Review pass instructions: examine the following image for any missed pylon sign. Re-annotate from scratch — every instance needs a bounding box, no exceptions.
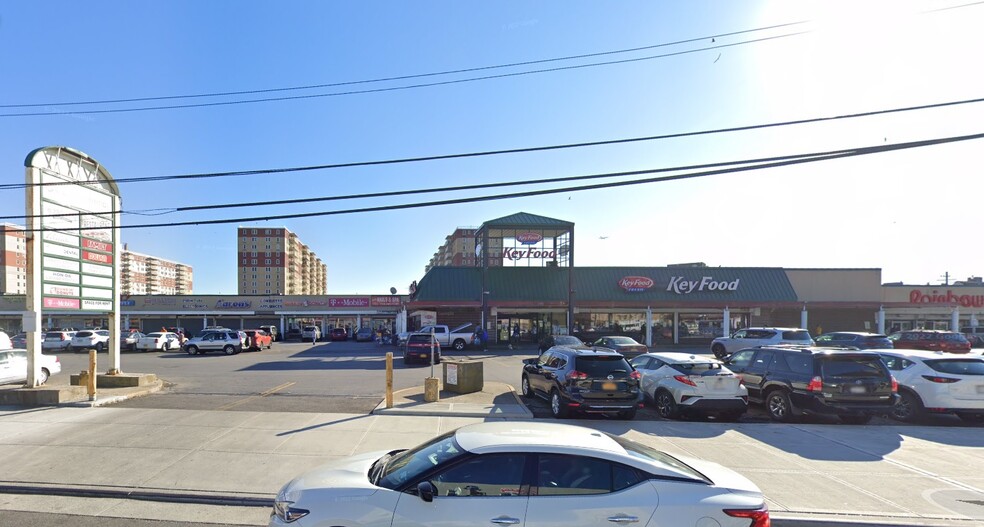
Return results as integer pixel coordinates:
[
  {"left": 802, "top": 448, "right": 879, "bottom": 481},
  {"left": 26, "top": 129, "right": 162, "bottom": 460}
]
[{"left": 24, "top": 147, "right": 122, "bottom": 386}]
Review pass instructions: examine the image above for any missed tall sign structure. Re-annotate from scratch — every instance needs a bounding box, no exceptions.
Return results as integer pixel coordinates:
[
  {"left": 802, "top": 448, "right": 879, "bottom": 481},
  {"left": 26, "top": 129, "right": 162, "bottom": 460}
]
[{"left": 24, "top": 147, "right": 122, "bottom": 386}]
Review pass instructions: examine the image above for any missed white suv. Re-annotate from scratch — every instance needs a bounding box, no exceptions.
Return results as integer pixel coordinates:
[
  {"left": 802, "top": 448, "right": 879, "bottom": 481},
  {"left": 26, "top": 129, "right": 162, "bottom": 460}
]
[
  {"left": 711, "top": 327, "right": 813, "bottom": 359},
  {"left": 877, "top": 349, "right": 984, "bottom": 424},
  {"left": 631, "top": 352, "right": 747, "bottom": 421},
  {"left": 301, "top": 326, "right": 321, "bottom": 341},
  {"left": 71, "top": 330, "right": 111, "bottom": 352}
]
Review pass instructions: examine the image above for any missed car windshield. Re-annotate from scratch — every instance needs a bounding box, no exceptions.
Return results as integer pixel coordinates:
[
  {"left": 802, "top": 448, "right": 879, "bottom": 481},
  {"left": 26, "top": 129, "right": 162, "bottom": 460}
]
[
  {"left": 44, "top": 332, "right": 62, "bottom": 339},
  {"left": 669, "top": 362, "right": 723, "bottom": 375},
  {"left": 554, "top": 336, "right": 584, "bottom": 346},
  {"left": 375, "top": 431, "right": 465, "bottom": 489},
  {"left": 821, "top": 356, "right": 886, "bottom": 378},
  {"left": 408, "top": 335, "right": 436, "bottom": 344},
  {"left": 942, "top": 333, "right": 969, "bottom": 342},
  {"left": 576, "top": 356, "right": 633, "bottom": 378},
  {"left": 75, "top": 331, "right": 93, "bottom": 337},
  {"left": 781, "top": 331, "right": 812, "bottom": 341},
  {"left": 603, "top": 432, "right": 709, "bottom": 483},
  {"left": 607, "top": 337, "right": 637, "bottom": 345},
  {"left": 147, "top": 333, "right": 164, "bottom": 338},
  {"left": 924, "top": 359, "right": 984, "bottom": 375}
]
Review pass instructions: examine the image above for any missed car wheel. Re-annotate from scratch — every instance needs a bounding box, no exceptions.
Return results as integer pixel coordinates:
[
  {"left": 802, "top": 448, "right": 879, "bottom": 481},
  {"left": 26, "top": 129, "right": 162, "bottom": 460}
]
[
  {"left": 186, "top": 345, "right": 198, "bottom": 355},
  {"left": 453, "top": 339, "right": 466, "bottom": 351},
  {"left": 96, "top": 342, "right": 105, "bottom": 353},
  {"left": 956, "top": 412, "right": 984, "bottom": 424},
  {"left": 711, "top": 343, "right": 728, "bottom": 360},
  {"left": 718, "top": 410, "right": 744, "bottom": 422},
  {"left": 618, "top": 407, "right": 638, "bottom": 420},
  {"left": 550, "top": 390, "right": 569, "bottom": 419},
  {"left": 521, "top": 375, "right": 533, "bottom": 398},
  {"left": 654, "top": 389, "right": 679, "bottom": 420},
  {"left": 38, "top": 368, "right": 50, "bottom": 385},
  {"left": 890, "top": 390, "right": 924, "bottom": 423},
  {"left": 839, "top": 414, "right": 872, "bottom": 425},
  {"left": 766, "top": 390, "right": 794, "bottom": 422}
]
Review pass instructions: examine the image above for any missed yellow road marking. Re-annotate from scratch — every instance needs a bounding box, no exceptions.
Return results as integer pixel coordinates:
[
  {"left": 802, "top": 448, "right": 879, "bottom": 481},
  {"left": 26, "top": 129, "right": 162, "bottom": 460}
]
[{"left": 217, "top": 381, "right": 296, "bottom": 411}]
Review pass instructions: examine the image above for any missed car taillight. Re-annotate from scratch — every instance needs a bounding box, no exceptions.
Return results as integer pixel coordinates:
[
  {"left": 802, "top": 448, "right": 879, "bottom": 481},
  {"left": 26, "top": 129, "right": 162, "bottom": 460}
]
[
  {"left": 891, "top": 376, "right": 898, "bottom": 392},
  {"left": 629, "top": 371, "right": 641, "bottom": 381},
  {"left": 724, "top": 505, "right": 770, "bottom": 527},
  {"left": 566, "top": 370, "right": 588, "bottom": 381},
  {"left": 673, "top": 375, "right": 697, "bottom": 387},
  {"left": 921, "top": 375, "right": 960, "bottom": 384},
  {"left": 61, "top": 335, "right": 67, "bottom": 341},
  {"left": 807, "top": 376, "right": 823, "bottom": 392}
]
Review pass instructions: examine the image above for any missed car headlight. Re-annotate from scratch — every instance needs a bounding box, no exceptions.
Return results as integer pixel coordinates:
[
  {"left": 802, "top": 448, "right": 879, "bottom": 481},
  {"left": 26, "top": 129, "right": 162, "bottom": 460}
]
[{"left": 273, "top": 499, "right": 309, "bottom": 523}]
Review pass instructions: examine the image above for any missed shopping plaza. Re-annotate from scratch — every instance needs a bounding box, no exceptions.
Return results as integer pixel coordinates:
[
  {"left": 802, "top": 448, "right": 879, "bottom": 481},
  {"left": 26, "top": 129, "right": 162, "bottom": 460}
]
[{"left": 3, "top": 213, "right": 982, "bottom": 344}]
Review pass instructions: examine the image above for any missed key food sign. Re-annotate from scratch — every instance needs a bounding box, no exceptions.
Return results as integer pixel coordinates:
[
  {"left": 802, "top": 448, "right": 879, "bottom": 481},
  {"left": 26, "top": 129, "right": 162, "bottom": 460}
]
[{"left": 26, "top": 147, "right": 120, "bottom": 313}]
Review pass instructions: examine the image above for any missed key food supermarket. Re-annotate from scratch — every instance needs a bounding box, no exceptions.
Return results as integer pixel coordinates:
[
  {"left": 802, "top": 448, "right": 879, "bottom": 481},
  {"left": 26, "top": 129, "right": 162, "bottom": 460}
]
[{"left": 2, "top": 212, "right": 981, "bottom": 344}]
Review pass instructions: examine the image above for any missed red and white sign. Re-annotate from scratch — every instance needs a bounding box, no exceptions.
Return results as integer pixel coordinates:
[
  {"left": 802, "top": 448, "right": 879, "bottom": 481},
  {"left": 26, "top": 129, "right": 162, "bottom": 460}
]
[
  {"left": 43, "top": 297, "right": 81, "bottom": 309},
  {"left": 619, "top": 276, "right": 655, "bottom": 292},
  {"left": 515, "top": 232, "right": 543, "bottom": 245},
  {"left": 503, "top": 248, "right": 556, "bottom": 260},
  {"left": 82, "top": 238, "right": 112, "bottom": 253},
  {"left": 371, "top": 296, "right": 402, "bottom": 307},
  {"left": 329, "top": 297, "right": 370, "bottom": 308},
  {"left": 82, "top": 250, "right": 113, "bottom": 264},
  {"left": 909, "top": 289, "right": 984, "bottom": 308}
]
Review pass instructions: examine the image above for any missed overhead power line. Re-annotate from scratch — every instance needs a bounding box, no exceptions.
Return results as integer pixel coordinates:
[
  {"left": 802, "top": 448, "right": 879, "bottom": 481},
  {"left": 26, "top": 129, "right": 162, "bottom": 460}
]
[
  {"left": 20, "top": 131, "right": 984, "bottom": 233},
  {"left": 4, "top": 94, "right": 983, "bottom": 195}
]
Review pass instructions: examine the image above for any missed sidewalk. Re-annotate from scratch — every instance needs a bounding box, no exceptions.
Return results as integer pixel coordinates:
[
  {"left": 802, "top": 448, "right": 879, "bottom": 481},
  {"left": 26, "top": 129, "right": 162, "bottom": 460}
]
[{"left": 0, "top": 382, "right": 982, "bottom": 527}]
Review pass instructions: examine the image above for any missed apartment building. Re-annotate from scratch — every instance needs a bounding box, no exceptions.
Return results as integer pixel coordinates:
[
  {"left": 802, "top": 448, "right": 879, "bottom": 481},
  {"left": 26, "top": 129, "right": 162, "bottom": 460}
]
[
  {"left": 237, "top": 226, "right": 327, "bottom": 295},
  {"left": 121, "top": 248, "right": 194, "bottom": 295},
  {"left": 425, "top": 227, "right": 478, "bottom": 272},
  {"left": 0, "top": 223, "right": 27, "bottom": 295}
]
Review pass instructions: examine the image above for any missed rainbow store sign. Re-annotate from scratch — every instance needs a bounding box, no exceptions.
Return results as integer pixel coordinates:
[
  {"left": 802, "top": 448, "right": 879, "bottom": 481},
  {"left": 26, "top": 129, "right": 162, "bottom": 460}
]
[{"left": 909, "top": 289, "right": 984, "bottom": 308}]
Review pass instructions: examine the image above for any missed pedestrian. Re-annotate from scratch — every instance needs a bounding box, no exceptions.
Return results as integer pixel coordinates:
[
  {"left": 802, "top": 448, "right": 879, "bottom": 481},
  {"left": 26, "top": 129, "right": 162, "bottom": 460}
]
[
  {"left": 510, "top": 323, "right": 520, "bottom": 349},
  {"left": 311, "top": 329, "right": 317, "bottom": 345},
  {"left": 480, "top": 327, "right": 488, "bottom": 351}
]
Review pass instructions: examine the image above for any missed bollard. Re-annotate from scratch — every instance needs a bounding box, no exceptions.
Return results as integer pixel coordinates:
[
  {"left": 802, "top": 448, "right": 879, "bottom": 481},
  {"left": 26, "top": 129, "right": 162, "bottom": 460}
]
[
  {"left": 87, "top": 350, "right": 97, "bottom": 401},
  {"left": 385, "top": 352, "right": 393, "bottom": 408},
  {"left": 424, "top": 377, "right": 440, "bottom": 402}
]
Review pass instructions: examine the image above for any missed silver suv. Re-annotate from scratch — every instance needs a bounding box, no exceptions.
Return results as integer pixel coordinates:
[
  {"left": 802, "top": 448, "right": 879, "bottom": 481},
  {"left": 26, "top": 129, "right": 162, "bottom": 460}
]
[
  {"left": 711, "top": 327, "right": 813, "bottom": 359},
  {"left": 183, "top": 330, "right": 244, "bottom": 355}
]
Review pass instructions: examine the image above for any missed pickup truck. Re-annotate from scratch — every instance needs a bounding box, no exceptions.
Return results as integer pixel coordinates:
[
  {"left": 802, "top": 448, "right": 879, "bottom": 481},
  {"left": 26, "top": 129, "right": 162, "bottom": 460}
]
[{"left": 399, "top": 323, "right": 475, "bottom": 351}]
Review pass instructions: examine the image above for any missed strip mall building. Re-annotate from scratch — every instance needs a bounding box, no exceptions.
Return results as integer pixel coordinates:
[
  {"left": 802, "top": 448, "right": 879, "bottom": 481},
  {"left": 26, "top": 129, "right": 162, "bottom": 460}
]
[{"left": 0, "top": 212, "right": 980, "bottom": 343}]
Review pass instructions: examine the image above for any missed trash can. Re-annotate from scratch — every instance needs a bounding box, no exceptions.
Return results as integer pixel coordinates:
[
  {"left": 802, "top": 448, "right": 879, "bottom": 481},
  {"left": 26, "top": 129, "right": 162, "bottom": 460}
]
[{"left": 443, "top": 360, "right": 483, "bottom": 394}]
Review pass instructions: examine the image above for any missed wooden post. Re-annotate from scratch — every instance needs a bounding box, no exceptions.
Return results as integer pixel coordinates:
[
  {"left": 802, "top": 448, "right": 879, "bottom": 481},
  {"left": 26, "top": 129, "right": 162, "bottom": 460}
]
[
  {"left": 87, "top": 350, "right": 97, "bottom": 401},
  {"left": 385, "top": 352, "right": 393, "bottom": 408}
]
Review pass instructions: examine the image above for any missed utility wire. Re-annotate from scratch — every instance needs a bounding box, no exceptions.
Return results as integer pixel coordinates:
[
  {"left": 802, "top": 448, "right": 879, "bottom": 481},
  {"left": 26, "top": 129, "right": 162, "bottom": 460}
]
[
  {"left": 0, "top": 32, "right": 808, "bottom": 118},
  {"left": 0, "top": 21, "right": 810, "bottom": 109},
  {"left": 21, "top": 131, "right": 984, "bottom": 233},
  {"left": 6, "top": 94, "right": 984, "bottom": 194}
]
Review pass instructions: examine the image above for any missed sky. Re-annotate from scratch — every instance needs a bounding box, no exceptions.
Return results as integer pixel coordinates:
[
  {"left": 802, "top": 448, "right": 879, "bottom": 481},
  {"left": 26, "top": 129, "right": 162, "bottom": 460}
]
[{"left": 2, "top": 1, "right": 983, "bottom": 295}]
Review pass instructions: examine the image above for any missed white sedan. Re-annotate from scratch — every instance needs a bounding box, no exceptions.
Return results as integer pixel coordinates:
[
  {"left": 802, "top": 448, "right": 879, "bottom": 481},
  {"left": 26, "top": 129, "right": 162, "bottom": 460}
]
[
  {"left": 136, "top": 332, "right": 182, "bottom": 352},
  {"left": 877, "top": 349, "right": 984, "bottom": 424},
  {"left": 0, "top": 349, "right": 62, "bottom": 385},
  {"left": 269, "top": 421, "right": 768, "bottom": 527},
  {"left": 631, "top": 352, "right": 748, "bottom": 421}
]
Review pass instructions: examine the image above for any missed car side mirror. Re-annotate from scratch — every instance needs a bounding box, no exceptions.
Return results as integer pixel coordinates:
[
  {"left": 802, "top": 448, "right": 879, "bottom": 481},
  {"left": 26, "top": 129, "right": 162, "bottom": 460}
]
[
  {"left": 417, "top": 481, "right": 435, "bottom": 503},
  {"left": 523, "top": 358, "right": 535, "bottom": 365}
]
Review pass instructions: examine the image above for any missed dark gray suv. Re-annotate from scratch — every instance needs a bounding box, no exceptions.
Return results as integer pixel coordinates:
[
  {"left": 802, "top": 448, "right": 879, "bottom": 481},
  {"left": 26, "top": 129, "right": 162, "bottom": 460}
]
[
  {"left": 725, "top": 345, "right": 898, "bottom": 424},
  {"left": 521, "top": 347, "right": 642, "bottom": 419}
]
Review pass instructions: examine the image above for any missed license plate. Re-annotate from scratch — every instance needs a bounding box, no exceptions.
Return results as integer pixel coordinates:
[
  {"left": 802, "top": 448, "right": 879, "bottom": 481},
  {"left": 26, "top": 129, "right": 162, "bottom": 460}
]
[
  {"left": 418, "top": 353, "right": 428, "bottom": 358},
  {"left": 602, "top": 382, "right": 617, "bottom": 391},
  {"left": 849, "top": 386, "right": 867, "bottom": 394}
]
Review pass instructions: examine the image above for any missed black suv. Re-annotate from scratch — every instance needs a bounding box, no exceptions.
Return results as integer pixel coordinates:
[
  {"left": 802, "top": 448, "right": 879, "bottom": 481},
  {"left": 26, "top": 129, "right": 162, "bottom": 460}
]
[
  {"left": 724, "top": 346, "right": 898, "bottom": 424},
  {"left": 521, "top": 347, "right": 642, "bottom": 419}
]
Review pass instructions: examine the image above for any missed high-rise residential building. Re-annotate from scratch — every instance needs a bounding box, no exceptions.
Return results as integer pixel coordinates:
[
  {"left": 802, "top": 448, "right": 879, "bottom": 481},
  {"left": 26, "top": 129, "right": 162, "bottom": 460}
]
[
  {"left": 0, "top": 223, "right": 28, "bottom": 295},
  {"left": 425, "top": 227, "right": 478, "bottom": 272},
  {"left": 237, "top": 226, "right": 326, "bottom": 295},
  {"left": 121, "top": 248, "right": 194, "bottom": 295}
]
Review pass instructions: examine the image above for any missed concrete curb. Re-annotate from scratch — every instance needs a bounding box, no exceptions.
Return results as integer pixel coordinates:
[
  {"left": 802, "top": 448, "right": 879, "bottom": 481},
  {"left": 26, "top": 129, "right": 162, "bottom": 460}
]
[
  {"left": 59, "top": 380, "right": 164, "bottom": 408},
  {"left": 371, "top": 384, "right": 534, "bottom": 418}
]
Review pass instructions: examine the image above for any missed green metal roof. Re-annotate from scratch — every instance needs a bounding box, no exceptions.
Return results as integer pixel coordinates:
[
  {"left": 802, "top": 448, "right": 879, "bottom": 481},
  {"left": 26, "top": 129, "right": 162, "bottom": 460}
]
[
  {"left": 480, "top": 212, "right": 574, "bottom": 228},
  {"left": 412, "top": 266, "right": 799, "bottom": 304}
]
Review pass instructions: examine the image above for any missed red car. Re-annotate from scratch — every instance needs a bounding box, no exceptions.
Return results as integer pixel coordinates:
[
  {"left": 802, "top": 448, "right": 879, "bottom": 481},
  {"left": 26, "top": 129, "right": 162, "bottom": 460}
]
[
  {"left": 329, "top": 328, "right": 348, "bottom": 341},
  {"left": 890, "top": 330, "right": 971, "bottom": 353},
  {"left": 243, "top": 329, "right": 273, "bottom": 351},
  {"left": 403, "top": 333, "right": 441, "bottom": 364}
]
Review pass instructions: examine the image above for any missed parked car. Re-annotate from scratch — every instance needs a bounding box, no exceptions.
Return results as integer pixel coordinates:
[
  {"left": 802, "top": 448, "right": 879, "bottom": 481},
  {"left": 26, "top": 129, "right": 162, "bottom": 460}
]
[
  {"left": 537, "top": 334, "right": 589, "bottom": 354},
  {"left": 961, "top": 330, "right": 984, "bottom": 348},
  {"left": 521, "top": 347, "right": 642, "bottom": 419},
  {"left": 42, "top": 331, "right": 75, "bottom": 350},
  {"left": 877, "top": 349, "right": 984, "bottom": 423},
  {"left": 889, "top": 330, "right": 972, "bottom": 353},
  {"left": 259, "top": 325, "right": 280, "bottom": 342},
  {"left": 0, "top": 349, "right": 61, "bottom": 385},
  {"left": 120, "top": 331, "right": 145, "bottom": 351},
  {"left": 302, "top": 326, "right": 322, "bottom": 341},
  {"left": 711, "top": 327, "right": 814, "bottom": 359},
  {"left": 71, "top": 330, "right": 111, "bottom": 352},
  {"left": 403, "top": 333, "right": 441, "bottom": 364},
  {"left": 329, "top": 327, "right": 347, "bottom": 341},
  {"left": 270, "top": 421, "right": 768, "bottom": 527},
  {"left": 136, "top": 332, "right": 182, "bottom": 352},
  {"left": 183, "top": 329, "right": 244, "bottom": 355},
  {"left": 815, "top": 332, "right": 893, "bottom": 350},
  {"left": 355, "top": 327, "right": 375, "bottom": 342},
  {"left": 285, "top": 328, "right": 303, "bottom": 341},
  {"left": 10, "top": 333, "right": 28, "bottom": 348},
  {"left": 631, "top": 352, "right": 747, "bottom": 421},
  {"left": 724, "top": 346, "right": 897, "bottom": 424},
  {"left": 243, "top": 329, "right": 273, "bottom": 351},
  {"left": 591, "top": 336, "right": 648, "bottom": 359}
]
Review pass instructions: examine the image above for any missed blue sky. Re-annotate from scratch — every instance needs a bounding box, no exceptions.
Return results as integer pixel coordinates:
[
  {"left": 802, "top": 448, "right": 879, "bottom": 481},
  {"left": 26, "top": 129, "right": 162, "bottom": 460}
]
[{"left": 2, "top": 1, "right": 983, "bottom": 295}]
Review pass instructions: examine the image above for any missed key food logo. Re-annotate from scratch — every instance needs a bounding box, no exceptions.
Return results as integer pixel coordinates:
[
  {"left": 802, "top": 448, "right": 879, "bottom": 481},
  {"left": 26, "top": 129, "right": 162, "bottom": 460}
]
[{"left": 618, "top": 276, "right": 654, "bottom": 292}]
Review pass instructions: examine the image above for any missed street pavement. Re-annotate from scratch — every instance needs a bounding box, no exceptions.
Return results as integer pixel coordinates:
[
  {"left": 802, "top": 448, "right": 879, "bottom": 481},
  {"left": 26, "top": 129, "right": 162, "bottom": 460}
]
[{"left": 1, "top": 378, "right": 983, "bottom": 527}]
